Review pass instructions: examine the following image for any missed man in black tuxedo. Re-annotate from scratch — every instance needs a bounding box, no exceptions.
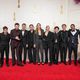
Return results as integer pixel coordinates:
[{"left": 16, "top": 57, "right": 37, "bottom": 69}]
[
  {"left": 28, "top": 24, "right": 36, "bottom": 64},
  {"left": 19, "top": 23, "right": 28, "bottom": 64},
  {"left": 68, "top": 24, "right": 80, "bottom": 65},
  {"left": 59, "top": 24, "right": 68, "bottom": 65},
  {"left": 0, "top": 26, "right": 10, "bottom": 67},
  {"left": 52, "top": 26, "right": 60, "bottom": 64},
  {"left": 43, "top": 25, "right": 53, "bottom": 65},
  {"left": 10, "top": 23, "right": 23, "bottom": 66}
]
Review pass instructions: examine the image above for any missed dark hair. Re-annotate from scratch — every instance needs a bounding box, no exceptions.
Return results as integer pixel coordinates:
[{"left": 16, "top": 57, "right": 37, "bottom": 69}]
[
  {"left": 62, "top": 24, "right": 66, "bottom": 27},
  {"left": 15, "top": 23, "right": 20, "bottom": 26},
  {"left": 3, "top": 26, "right": 8, "bottom": 30},
  {"left": 29, "top": 24, "right": 34, "bottom": 27},
  {"left": 54, "top": 26, "right": 59, "bottom": 30},
  {"left": 70, "top": 24, "right": 75, "bottom": 27},
  {"left": 22, "top": 23, "right": 26, "bottom": 26}
]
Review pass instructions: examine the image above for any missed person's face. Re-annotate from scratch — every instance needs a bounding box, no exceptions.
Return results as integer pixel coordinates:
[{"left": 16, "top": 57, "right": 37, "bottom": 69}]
[
  {"left": 71, "top": 25, "right": 75, "bottom": 30},
  {"left": 55, "top": 28, "right": 59, "bottom": 33},
  {"left": 3, "top": 29, "right": 8, "bottom": 34},
  {"left": 46, "top": 26, "right": 50, "bottom": 31},
  {"left": 37, "top": 24, "right": 41, "bottom": 30},
  {"left": 29, "top": 25, "right": 34, "bottom": 31},
  {"left": 22, "top": 25, "right": 26, "bottom": 30},
  {"left": 15, "top": 25, "right": 19, "bottom": 30},
  {"left": 62, "top": 25, "right": 66, "bottom": 30}
]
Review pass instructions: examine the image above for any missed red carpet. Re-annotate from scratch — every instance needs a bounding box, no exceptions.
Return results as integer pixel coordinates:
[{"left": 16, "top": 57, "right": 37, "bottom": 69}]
[{"left": 0, "top": 60, "right": 80, "bottom": 80}]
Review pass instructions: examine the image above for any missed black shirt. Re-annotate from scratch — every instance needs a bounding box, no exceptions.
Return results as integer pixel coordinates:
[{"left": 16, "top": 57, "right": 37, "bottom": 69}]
[{"left": 0, "top": 32, "right": 10, "bottom": 46}]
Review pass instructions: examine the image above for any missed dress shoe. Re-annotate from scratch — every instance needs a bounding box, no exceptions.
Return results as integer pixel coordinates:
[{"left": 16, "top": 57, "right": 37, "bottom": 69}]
[
  {"left": 6, "top": 64, "right": 10, "bottom": 67},
  {"left": 69, "top": 62, "right": 71, "bottom": 65},
  {"left": 0, "top": 64, "right": 3, "bottom": 68},
  {"left": 12, "top": 63, "right": 16, "bottom": 66},
  {"left": 74, "top": 62, "right": 77, "bottom": 66},
  {"left": 23, "top": 61, "right": 26, "bottom": 64},
  {"left": 33, "top": 62, "right": 36, "bottom": 65},
  {"left": 49, "top": 63, "right": 52, "bottom": 66},
  {"left": 17, "top": 63, "right": 24, "bottom": 66},
  {"left": 64, "top": 62, "right": 67, "bottom": 65},
  {"left": 38, "top": 63, "right": 40, "bottom": 65},
  {"left": 42, "top": 62, "right": 44, "bottom": 65}
]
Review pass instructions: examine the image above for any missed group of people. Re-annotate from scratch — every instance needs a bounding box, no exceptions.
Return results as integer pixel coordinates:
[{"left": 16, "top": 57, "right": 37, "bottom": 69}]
[{"left": 0, "top": 23, "right": 80, "bottom": 67}]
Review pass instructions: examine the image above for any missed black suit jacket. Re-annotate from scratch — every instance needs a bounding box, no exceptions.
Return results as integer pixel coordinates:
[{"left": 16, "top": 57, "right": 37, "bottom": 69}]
[
  {"left": 20, "top": 30, "right": 28, "bottom": 46},
  {"left": 28, "top": 30, "right": 36, "bottom": 47},
  {"left": 10, "top": 29, "right": 21, "bottom": 47},
  {"left": 59, "top": 30, "right": 68, "bottom": 46},
  {"left": 68, "top": 29, "right": 80, "bottom": 46},
  {"left": 43, "top": 31, "right": 53, "bottom": 48},
  {"left": 52, "top": 32, "right": 60, "bottom": 45},
  {"left": 0, "top": 32, "right": 10, "bottom": 47}
]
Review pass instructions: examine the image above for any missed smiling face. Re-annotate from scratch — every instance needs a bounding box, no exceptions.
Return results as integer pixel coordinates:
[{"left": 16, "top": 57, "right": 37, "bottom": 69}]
[{"left": 70, "top": 24, "right": 75, "bottom": 31}]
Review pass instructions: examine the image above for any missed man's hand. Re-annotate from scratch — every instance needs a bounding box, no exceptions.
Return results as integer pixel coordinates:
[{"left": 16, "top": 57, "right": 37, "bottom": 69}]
[
  {"left": 15, "top": 36, "right": 20, "bottom": 40},
  {"left": 26, "top": 44, "right": 28, "bottom": 48},
  {"left": 33, "top": 44, "right": 36, "bottom": 48}
]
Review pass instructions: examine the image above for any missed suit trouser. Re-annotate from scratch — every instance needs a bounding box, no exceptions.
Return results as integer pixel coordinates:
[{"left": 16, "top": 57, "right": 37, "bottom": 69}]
[
  {"left": 36, "top": 40, "right": 44, "bottom": 63},
  {"left": 44, "top": 44, "right": 48, "bottom": 63},
  {"left": 28, "top": 45, "right": 36, "bottom": 63},
  {"left": 60, "top": 44, "right": 67, "bottom": 63},
  {"left": 0, "top": 53, "right": 1, "bottom": 64},
  {"left": 0, "top": 45, "right": 9, "bottom": 65},
  {"left": 19, "top": 45, "right": 27, "bottom": 63},
  {"left": 44, "top": 43, "right": 53, "bottom": 63},
  {"left": 68, "top": 44, "right": 78, "bottom": 64},
  {"left": 11, "top": 44, "right": 21, "bottom": 64},
  {"left": 53, "top": 44, "right": 59, "bottom": 63}
]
